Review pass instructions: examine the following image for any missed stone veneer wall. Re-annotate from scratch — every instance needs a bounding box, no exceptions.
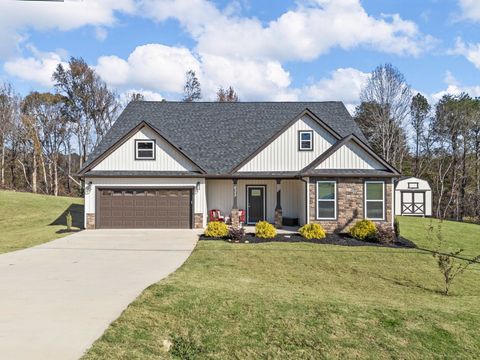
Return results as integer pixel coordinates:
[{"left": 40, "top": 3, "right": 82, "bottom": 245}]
[
  {"left": 309, "top": 178, "right": 392, "bottom": 233},
  {"left": 194, "top": 213, "right": 204, "bottom": 229},
  {"left": 86, "top": 213, "right": 95, "bottom": 230}
]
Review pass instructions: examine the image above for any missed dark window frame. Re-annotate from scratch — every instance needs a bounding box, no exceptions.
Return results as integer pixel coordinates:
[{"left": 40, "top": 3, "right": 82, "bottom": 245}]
[
  {"left": 408, "top": 182, "right": 419, "bottom": 189},
  {"left": 134, "top": 139, "right": 156, "bottom": 160},
  {"left": 298, "top": 130, "right": 314, "bottom": 151}
]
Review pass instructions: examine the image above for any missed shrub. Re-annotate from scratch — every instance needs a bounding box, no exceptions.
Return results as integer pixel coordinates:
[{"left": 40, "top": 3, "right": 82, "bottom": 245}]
[
  {"left": 376, "top": 224, "right": 396, "bottom": 245},
  {"left": 394, "top": 217, "right": 400, "bottom": 237},
  {"left": 229, "top": 227, "right": 245, "bottom": 242},
  {"left": 299, "top": 223, "right": 326, "bottom": 239},
  {"left": 204, "top": 221, "right": 229, "bottom": 238},
  {"left": 255, "top": 221, "right": 277, "bottom": 239},
  {"left": 66, "top": 211, "right": 73, "bottom": 231},
  {"left": 349, "top": 220, "right": 377, "bottom": 241}
]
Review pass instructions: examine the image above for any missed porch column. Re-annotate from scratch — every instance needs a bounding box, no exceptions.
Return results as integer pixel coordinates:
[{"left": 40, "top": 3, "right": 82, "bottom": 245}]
[
  {"left": 275, "top": 179, "right": 283, "bottom": 228},
  {"left": 231, "top": 179, "right": 240, "bottom": 229}
]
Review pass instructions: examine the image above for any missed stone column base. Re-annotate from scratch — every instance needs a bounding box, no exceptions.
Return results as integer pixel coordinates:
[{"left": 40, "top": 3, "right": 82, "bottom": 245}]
[
  {"left": 194, "top": 213, "right": 204, "bottom": 229},
  {"left": 231, "top": 209, "right": 240, "bottom": 229},
  {"left": 86, "top": 213, "right": 95, "bottom": 229},
  {"left": 274, "top": 208, "right": 283, "bottom": 228}
]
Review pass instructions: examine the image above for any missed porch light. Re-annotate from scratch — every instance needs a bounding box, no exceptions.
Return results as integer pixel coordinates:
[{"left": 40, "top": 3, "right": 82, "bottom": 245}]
[{"left": 196, "top": 181, "right": 201, "bottom": 191}]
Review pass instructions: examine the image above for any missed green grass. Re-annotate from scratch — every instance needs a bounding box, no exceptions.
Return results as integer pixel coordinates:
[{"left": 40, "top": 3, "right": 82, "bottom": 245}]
[
  {"left": 84, "top": 217, "right": 480, "bottom": 359},
  {"left": 0, "top": 190, "right": 83, "bottom": 253}
]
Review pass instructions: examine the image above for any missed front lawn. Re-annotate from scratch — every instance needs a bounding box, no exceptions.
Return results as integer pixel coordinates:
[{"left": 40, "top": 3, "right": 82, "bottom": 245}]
[
  {"left": 0, "top": 190, "right": 84, "bottom": 253},
  {"left": 84, "top": 217, "right": 480, "bottom": 359}
]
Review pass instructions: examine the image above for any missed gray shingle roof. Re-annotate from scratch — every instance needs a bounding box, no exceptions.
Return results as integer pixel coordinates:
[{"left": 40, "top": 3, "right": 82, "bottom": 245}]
[{"left": 81, "top": 101, "right": 366, "bottom": 175}]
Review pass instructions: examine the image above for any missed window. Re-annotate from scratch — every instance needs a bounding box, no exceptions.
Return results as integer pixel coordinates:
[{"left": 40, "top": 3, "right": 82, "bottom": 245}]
[
  {"left": 365, "top": 181, "right": 385, "bottom": 220},
  {"left": 316, "top": 181, "right": 336, "bottom": 219},
  {"left": 299, "top": 131, "right": 313, "bottom": 151},
  {"left": 135, "top": 140, "right": 155, "bottom": 160},
  {"left": 408, "top": 182, "right": 419, "bottom": 189}
]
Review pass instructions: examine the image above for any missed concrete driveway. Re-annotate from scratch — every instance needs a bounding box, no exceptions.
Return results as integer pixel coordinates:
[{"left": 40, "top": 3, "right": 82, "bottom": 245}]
[{"left": 0, "top": 229, "right": 198, "bottom": 360}]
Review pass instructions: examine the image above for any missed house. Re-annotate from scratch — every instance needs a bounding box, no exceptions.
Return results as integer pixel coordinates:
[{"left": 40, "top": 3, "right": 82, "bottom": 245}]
[
  {"left": 78, "top": 102, "right": 400, "bottom": 232},
  {"left": 395, "top": 176, "right": 432, "bottom": 217}
]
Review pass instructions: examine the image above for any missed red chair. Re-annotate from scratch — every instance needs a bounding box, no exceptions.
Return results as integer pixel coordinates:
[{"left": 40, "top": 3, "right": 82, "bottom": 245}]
[
  {"left": 238, "top": 209, "right": 246, "bottom": 224},
  {"left": 209, "top": 209, "right": 225, "bottom": 222}
]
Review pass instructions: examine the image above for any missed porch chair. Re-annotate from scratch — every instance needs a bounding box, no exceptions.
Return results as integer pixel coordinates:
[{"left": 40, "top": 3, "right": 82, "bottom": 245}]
[
  {"left": 209, "top": 209, "right": 225, "bottom": 222},
  {"left": 238, "top": 209, "right": 246, "bottom": 224}
]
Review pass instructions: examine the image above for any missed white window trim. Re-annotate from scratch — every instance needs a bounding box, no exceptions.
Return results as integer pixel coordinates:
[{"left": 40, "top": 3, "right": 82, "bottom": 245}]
[
  {"left": 135, "top": 140, "right": 155, "bottom": 160},
  {"left": 299, "top": 131, "right": 313, "bottom": 151},
  {"left": 365, "top": 181, "right": 385, "bottom": 220},
  {"left": 316, "top": 180, "right": 337, "bottom": 220}
]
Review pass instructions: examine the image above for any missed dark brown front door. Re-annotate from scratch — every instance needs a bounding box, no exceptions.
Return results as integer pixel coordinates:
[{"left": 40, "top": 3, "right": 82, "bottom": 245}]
[
  {"left": 247, "top": 186, "right": 265, "bottom": 224},
  {"left": 97, "top": 188, "right": 192, "bottom": 229}
]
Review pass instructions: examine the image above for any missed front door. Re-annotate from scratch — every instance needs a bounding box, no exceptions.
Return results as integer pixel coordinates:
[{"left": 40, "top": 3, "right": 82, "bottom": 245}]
[{"left": 247, "top": 186, "right": 265, "bottom": 224}]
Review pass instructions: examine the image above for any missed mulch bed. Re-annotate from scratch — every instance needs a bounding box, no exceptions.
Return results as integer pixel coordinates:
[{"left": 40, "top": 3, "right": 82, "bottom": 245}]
[{"left": 199, "top": 232, "right": 417, "bottom": 248}]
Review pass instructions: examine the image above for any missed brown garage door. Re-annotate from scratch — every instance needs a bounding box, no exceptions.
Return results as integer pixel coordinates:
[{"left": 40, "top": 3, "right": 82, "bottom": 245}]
[{"left": 97, "top": 188, "right": 192, "bottom": 229}]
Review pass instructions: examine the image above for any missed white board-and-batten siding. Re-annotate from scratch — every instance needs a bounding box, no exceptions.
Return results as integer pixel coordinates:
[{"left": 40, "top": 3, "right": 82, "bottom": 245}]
[
  {"left": 206, "top": 179, "right": 306, "bottom": 224},
  {"left": 238, "top": 115, "right": 336, "bottom": 172},
  {"left": 84, "top": 177, "right": 207, "bottom": 227},
  {"left": 92, "top": 127, "right": 197, "bottom": 172},
  {"left": 316, "top": 141, "right": 386, "bottom": 170}
]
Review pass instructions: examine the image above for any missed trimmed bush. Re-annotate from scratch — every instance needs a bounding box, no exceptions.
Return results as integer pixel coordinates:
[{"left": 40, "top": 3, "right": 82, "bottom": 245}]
[
  {"left": 376, "top": 224, "right": 396, "bottom": 245},
  {"left": 394, "top": 217, "right": 400, "bottom": 237},
  {"left": 299, "top": 223, "right": 326, "bottom": 239},
  {"left": 204, "top": 221, "right": 229, "bottom": 238},
  {"left": 349, "top": 220, "right": 377, "bottom": 241},
  {"left": 229, "top": 227, "right": 245, "bottom": 242},
  {"left": 255, "top": 221, "right": 277, "bottom": 239}
]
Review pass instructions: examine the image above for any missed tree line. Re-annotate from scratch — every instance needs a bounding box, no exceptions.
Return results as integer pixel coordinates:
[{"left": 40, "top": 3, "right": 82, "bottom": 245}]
[
  {"left": 0, "top": 58, "right": 478, "bottom": 222},
  {"left": 0, "top": 59, "right": 237, "bottom": 198},
  {"left": 355, "top": 64, "right": 480, "bottom": 222}
]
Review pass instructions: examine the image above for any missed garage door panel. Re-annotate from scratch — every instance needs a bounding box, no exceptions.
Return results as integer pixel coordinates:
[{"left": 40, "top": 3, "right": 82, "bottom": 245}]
[{"left": 98, "top": 188, "right": 192, "bottom": 229}]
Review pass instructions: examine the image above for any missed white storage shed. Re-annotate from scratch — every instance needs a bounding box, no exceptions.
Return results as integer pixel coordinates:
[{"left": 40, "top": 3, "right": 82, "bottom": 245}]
[{"left": 395, "top": 176, "right": 432, "bottom": 217}]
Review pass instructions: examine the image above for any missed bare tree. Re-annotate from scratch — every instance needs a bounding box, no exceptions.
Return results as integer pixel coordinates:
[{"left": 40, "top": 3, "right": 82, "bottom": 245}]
[
  {"left": 216, "top": 86, "right": 239, "bottom": 102},
  {"left": 53, "top": 57, "right": 120, "bottom": 167},
  {"left": 22, "top": 92, "right": 68, "bottom": 196},
  {"left": 356, "top": 64, "right": 412, "bottom": 170},
  {"left": 410, "top": 93, "right": 430, "bottom": 176},
  {"left": 182, "top": 70, "right": 201, "bottom": 102},
  {"left": 0, "top": 83, "right": 18, "bottom": 187}
]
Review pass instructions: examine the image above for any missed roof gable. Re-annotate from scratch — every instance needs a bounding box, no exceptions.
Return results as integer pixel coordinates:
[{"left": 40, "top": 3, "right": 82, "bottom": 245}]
[
  {"left": 302, "top": 135, "right": 400, "bottom": 175},
  {"left": 79, "top": 122, "right": 205, "bottom": 175},
  {"left": 236, "top": 113, "right": 337, "bottom": 172},
  {"left": 80, "top": 102, "right": 367, "bottom": 175}
]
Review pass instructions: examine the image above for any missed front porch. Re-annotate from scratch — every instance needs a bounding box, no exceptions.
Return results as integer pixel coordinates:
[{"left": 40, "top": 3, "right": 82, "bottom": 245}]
[{"left": 206, "top": 178, "right": 307, "bottom": 228}]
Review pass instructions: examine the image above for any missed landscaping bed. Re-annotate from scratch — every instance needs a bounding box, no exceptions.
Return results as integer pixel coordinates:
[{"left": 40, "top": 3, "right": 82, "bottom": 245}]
[{"left": 199, "top": 232, "right": 417, "bottom": 248}]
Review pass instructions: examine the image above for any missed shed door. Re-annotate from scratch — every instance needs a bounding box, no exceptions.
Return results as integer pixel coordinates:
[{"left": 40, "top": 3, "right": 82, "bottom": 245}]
[
  {"left": 98, "top": 188, "right": 192, "bottom": 229},
  {"left": 401, "top": 191, "right": 425, "bottom": 215}
]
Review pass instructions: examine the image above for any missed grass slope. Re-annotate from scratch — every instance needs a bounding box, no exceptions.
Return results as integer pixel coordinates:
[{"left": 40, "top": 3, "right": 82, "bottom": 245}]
[
  {"left": 84, "top": 217, "right": 480, "bottom": 359},
  {"left": 0, "top": 190, "right": 83, "bottom": 253}
]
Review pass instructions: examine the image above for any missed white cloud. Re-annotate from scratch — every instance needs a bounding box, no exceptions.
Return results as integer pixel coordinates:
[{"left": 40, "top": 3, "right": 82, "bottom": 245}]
[
  {"left": 121, "top": 89, "right": 164, "bottom": 102},
  {"left": 95, "top": 27, "right": 108, "bottom": 42},
  {"left": 4, "top": 47, "right": 67, "bottom": 87},
  {"left": 0, "top": 0, "right": 137, "bottom": 57},
  {"left": 302, "top": 68, "right": 370, "bottom": 110},
  {"left": 458, "top": 0, "right": 480, "bottom": 22},
  {"left": 431, "top": 71, "right": 480, "bottom": 102},
  {"left": 96, "top": 44, "right": 201, "bottom": 94},
  {"left": 200, "top": 54, "right": 297, "bottom": 100},
  {"left": 143, "top": 0, "right": 434, "bottom": 61},
  {"left": 449, "top": 37, "right": 480, "bottom": 70}
]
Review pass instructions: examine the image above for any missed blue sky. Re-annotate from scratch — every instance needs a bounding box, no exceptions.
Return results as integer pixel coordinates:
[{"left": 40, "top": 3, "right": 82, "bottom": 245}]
[{"left": 1, "top": 0, "right": 480, "bottom": 112}]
